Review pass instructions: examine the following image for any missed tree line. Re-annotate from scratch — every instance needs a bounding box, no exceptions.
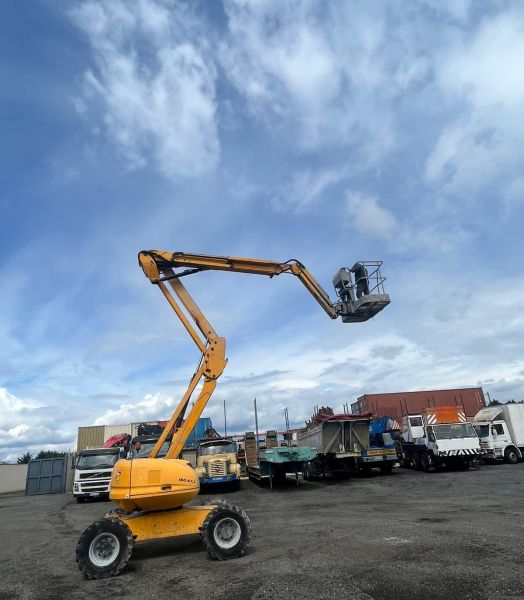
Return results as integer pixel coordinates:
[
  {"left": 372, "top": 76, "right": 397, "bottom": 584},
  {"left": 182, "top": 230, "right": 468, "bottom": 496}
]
[{"left": 17, "top": 450, "right": 68, "bottom": 464}]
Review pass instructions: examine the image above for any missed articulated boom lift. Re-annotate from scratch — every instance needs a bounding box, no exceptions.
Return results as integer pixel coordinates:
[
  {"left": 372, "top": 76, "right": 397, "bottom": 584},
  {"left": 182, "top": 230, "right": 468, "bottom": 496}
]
[{"left": 75, "top": 250, "right": 390, "bottom": 579}]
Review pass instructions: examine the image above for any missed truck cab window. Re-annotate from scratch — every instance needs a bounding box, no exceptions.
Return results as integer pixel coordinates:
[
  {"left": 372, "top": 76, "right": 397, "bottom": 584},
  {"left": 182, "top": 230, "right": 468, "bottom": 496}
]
[{"left": 492, "top": 424, "right": 504, "bottom": 436}]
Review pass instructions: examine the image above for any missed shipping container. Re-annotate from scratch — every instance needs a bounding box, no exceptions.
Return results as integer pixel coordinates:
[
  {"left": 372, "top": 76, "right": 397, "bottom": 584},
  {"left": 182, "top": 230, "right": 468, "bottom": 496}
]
[
  {"left": 351, "top": 387, "right": 486, "bottom": 424},
  {"left": 185, "top": 417, "right": 213, "bottom": 448},
  {"left": 76, "top": 425, "right": 105, "bottom": 451},
  {"left": 103, "top": 424, "right": 133, "bottom": 440}
]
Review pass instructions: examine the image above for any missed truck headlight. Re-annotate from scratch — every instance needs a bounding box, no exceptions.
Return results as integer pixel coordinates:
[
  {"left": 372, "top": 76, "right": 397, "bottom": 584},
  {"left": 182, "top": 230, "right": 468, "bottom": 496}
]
[{"left": 74, "top": 483, "right": 79, "bottom": 492}]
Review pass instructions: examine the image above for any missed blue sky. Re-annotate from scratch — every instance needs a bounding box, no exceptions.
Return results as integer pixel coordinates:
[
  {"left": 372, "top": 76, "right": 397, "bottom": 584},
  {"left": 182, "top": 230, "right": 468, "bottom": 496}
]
[{"left": 1, "top": 0, "right": 524, "bottom": 461}]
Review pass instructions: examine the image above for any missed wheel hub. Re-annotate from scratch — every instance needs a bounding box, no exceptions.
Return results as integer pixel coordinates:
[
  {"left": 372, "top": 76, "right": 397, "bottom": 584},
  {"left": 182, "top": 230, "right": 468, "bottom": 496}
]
[
  {"left": 89, "top": 532, "right": 120, "bottom": 567},
  {"left": 213, "top": 517, "right": 241, "bottom": 549}
]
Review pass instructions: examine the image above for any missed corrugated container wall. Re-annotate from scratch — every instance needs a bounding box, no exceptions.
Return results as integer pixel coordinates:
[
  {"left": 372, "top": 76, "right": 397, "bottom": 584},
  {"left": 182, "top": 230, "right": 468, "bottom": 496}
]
[
  {"left": 185, "top": 417, "right": 212, "bottom": 447},
  {"left": 103, "top": 424, "right": 133, "bottom": 439},
  {"left": 351, "top": 387, "right": 486, "bottom": 424},
  {"left": 77, "top": 426, "right": 105, "bottom": 451}
]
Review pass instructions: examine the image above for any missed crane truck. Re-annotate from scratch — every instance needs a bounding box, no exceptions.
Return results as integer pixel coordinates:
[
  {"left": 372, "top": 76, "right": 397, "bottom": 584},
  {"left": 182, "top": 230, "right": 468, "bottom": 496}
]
[
  {"left": 400, "top": 406, "right": 481, "bottom": 470},
  {"left": 75, "top": 250, "right": 389, "bottom": 579}
]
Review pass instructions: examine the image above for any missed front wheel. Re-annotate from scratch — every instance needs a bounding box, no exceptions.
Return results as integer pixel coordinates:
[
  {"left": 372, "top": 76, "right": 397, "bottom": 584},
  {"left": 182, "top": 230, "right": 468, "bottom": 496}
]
[
  {"left": 76, "top": 517, "right": 134, "bottom": 579},
  {"left": 76, "top": 496, "right": 85, "bottom": 504},
  {"left": 201, "top": 503, "right": 251, "bottom": 560},
  {"left": 504, "top": 448, "right": 519, "bottom": 465}
]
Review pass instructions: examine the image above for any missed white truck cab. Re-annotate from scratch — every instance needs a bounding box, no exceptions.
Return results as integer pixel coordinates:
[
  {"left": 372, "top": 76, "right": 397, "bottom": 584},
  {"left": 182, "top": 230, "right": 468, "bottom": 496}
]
[
  {"left": 73, "top": 447, "right": 124, "bottom": 503},
  {"left": 401, "top": 407, "right": 481, "bottom": 470},
  {"left": 473, "top": 405, "right": 524, "bottom": 464}
]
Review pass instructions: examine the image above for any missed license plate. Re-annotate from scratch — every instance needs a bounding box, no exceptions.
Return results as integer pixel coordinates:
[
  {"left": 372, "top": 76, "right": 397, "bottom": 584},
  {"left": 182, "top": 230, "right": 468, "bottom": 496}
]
[{"left": 89, "top": 492, "right": 101, "bottom": 497}]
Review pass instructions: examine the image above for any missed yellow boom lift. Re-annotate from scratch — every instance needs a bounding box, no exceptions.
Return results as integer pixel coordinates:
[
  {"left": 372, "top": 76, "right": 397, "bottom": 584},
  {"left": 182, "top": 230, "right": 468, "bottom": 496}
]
[{"left": 75, "top": 250, "right": 390, "bottom": 578}]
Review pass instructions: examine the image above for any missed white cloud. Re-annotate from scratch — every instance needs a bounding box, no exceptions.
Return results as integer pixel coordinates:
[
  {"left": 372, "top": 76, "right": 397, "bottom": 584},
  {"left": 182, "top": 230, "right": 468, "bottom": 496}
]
[
  {"left": 71, "top": 0, "right": 219, "bottom": 179},
  {"left": 426, "top": 10, "right": 524, "bottom": 198},
  {"left": 346, "top": 192, "right": 397, "bottom": 240},
  {"left": 94, "top": 391, "right": 179, "bottom": 425},
  {"left": 272, "top": 166, "right": 349, "bottom": 211},
  {"left": 0, "top": 388, "right": 76, "bottom": 461},
  {"left": 219, "top": 1, "right": 400, "bottom": 158}
]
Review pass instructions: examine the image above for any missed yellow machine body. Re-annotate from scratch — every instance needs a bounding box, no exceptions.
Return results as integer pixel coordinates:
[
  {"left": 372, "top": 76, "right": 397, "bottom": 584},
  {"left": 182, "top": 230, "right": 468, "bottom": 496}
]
[
  {"left": 117, "top": 505, "right": 216, "bottom": 542},
  {"left": 110, "top": 458, "right": 199, "bottom": 512}
]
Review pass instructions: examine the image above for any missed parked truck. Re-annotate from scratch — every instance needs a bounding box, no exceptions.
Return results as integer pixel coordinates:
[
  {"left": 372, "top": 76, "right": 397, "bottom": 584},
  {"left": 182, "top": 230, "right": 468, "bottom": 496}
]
[
  {"left": 73, "top": 447, "right": 125, "bottom": 503},
  {"left": 400, "top": 406, "right": 481, "bottom": 470},
  {"left": 195, "top": 431, "right": 241, "bottom": 489},
  {"left": 358, "top": 416, "right": 399, "bottom": 475},
  {"left": 298, "top": 407, "right": 371, "bottom": 479},
  {"left": 473, "top": 404, "right": 524, "bottom": 464}
]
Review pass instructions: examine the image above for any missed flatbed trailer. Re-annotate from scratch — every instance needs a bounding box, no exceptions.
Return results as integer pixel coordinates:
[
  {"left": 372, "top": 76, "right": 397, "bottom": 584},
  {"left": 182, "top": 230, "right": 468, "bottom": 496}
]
[{"left": 247, "top": 446, "right": 316, "bottom": 489}]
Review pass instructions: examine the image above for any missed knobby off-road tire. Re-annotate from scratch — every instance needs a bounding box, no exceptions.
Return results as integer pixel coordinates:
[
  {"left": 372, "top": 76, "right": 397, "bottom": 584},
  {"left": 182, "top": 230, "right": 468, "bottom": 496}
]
[
  {"left": 76, "top": 517, "right": 134, "bottom": 579},
  {"left": 201, "top": 502, "right": 251, "bottom": 561}
]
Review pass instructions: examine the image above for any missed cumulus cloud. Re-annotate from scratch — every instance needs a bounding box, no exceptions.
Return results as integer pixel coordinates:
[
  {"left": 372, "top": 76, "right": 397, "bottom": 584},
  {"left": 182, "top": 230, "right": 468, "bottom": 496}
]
[
  {"left": 94, "top": 392, "right": 178, "bottom": 425},
  {"left": 71, "top": 0, "right": 219, "bottom": 179},
  {"left": 0, "top": 388, "right": 76, "bottom": 461},
  {"left": 346, "top": 192, "right": 398, "bottom": 240}
]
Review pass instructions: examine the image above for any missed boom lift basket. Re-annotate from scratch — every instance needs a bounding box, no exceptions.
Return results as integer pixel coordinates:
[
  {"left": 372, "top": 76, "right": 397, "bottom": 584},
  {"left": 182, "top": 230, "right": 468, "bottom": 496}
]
[{"left": 333, "top": 261, "right": 390, "bottom": 322}]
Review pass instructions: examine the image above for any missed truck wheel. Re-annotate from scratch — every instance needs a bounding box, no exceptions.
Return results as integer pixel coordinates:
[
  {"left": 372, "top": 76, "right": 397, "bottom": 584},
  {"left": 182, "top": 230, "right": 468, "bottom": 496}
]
[
  {"left": 379, "top": 462, "right": 394, "bottom": 475},
  {"left": 412, "top": 454, "right": 422, "bottom": 471},
  {"left": 76, "top": 496, "right": 85, "bottom": 504},
  {"left": 420, "top": 452, "right": 431, "bottom": 471},
  {"left": 76, "top": 518, "right": 134, "bottom": 579},
  {"left": 303, "top": 463, "right": 311, "bottom": 481},
  {"left": 201, "top": 503, "right": 251, "bottom": 560},
  {"left": 504, "top": 448, "right": 518, "bottom": 464}
]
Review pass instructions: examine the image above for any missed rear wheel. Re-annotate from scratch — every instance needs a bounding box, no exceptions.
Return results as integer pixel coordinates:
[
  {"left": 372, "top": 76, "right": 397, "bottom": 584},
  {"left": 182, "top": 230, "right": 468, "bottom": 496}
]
[
  {"left": 76, "top": 518, "right": 134, "bottom": 579},
  {"left": 504, "top": 447, "right": 519, "bottom": 464},
  {"left": 201, "top": 503, "right": 251, "bottom": 560}
]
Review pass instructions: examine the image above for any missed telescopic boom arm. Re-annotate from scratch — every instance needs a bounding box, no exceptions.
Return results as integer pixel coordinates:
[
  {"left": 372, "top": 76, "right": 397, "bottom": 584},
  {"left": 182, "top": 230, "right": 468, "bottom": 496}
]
[{"left": 138, "top": 250, "right": 390, "bottom": 460}]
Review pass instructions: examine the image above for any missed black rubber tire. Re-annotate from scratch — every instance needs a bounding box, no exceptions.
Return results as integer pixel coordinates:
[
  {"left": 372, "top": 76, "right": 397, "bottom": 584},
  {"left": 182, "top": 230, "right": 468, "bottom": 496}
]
[
  {"left": 76, "top": 496, "right": 85, "bottom": 504},
  {"left": 379, "top": 462, "right": 394, "bottom": 475},
  {"left": 76, "top": 517, "right": 134, "bottom": 579},
  {"left": 504, "top": 448, "right": 519, "bottom": 464},
  {"left": 412, "top": 453, "right": 423, "bottom": 471},
  {"left": 420, "top": 452, "right": 431, "bottom": 472},
  {"left": 302, "top": 463, "right": 310, "bottom": 481},
  {"left": 201, "top": 503, "right": 251, "bottom": 561},
  {"left": 232, "top": 479, "right": 241, "bottom": 491}
]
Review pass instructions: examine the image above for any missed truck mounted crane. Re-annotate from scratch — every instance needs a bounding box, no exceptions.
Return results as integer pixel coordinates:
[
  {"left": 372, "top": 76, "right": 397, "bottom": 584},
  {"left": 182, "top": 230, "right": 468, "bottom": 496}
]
[{"left": 75, "top": 250, "right": 390, "bottom": 579}]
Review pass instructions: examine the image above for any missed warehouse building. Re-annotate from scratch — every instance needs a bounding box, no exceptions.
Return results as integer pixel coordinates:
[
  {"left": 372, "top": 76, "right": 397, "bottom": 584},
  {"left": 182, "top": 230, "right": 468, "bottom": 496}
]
[{"left": 351, "top": 387, "right": 486, "bottom": 423}]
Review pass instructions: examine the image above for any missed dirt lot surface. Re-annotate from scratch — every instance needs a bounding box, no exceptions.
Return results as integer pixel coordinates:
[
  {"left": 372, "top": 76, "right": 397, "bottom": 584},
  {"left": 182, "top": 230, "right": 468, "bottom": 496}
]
[{"left": 0, "top": 463, "right": 523, "bottom": 600}]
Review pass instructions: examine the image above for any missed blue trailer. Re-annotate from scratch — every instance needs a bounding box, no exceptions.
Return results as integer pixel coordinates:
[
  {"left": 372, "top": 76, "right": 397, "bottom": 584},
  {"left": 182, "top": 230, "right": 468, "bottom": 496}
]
[{"left": 358, "top": 416, "right": 400, "bottom": 475}]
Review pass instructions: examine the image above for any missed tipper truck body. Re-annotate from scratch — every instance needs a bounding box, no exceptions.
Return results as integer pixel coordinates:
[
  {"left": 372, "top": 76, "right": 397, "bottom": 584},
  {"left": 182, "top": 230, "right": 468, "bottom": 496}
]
[
  {"left": 473, "top": 404, "right": 524, "bottom": 464},
  {"left": 297, "top": 407, "right": 370, "bottom": 479},
  {"left": 400, "top": 406, "right": 481, "bottom": 470}
]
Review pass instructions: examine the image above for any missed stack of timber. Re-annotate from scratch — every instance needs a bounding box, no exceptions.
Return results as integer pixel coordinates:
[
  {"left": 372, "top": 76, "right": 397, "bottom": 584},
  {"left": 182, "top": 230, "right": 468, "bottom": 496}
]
[
  {"left": 266, "top": 430, "right": 278, "bottom": 449},
  {"left": 244, "top": 431, "right": 258, "bottom": 467}
]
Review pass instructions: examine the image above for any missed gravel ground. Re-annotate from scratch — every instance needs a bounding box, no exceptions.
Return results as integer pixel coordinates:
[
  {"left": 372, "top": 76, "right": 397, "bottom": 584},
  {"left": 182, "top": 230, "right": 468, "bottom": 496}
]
[{"left": 0, "top": 462, "right": 523, "bottom": 600}]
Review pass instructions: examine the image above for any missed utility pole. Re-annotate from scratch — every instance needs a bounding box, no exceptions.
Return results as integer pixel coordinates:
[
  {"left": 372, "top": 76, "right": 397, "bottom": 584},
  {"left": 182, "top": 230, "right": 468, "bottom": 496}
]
[
  {"left": 254, "top": 397, "right": 259, "bottom": 454},
  {"left": 223, "top": 398, "right": 227, "bottom": 437}
]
